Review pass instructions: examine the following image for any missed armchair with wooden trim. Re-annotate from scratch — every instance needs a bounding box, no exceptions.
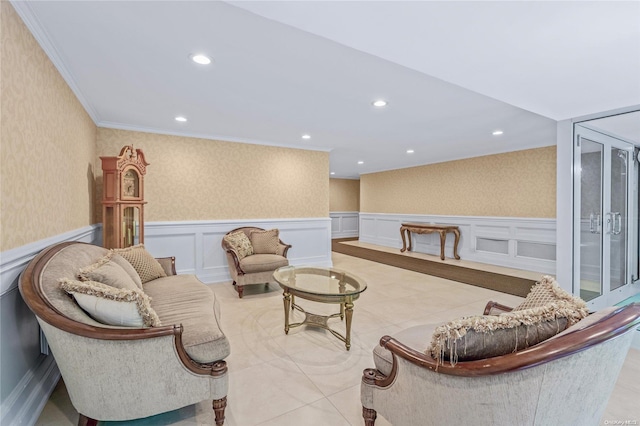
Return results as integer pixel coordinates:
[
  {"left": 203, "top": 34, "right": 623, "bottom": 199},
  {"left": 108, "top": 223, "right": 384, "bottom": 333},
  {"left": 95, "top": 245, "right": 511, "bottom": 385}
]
[
  {"left": 361, "top": 301, "right": 640, "bottom": 426},
  {"left": 221, "top": 227, "right": 291, "bottom": 298}
]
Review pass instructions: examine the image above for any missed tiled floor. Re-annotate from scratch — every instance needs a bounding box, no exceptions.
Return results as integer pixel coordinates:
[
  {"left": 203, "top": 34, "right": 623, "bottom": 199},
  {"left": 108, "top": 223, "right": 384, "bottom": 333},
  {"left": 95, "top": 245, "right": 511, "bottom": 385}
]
[{"left": 36, "top": 252, "right": 640, "bottom": 425}]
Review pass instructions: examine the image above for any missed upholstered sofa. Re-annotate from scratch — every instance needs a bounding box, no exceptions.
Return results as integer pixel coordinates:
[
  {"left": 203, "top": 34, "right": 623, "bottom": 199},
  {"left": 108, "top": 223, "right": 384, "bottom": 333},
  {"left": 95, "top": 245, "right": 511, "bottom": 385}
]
[
  {"left": 361, "top": 295, "right": 640, "bottom": 426},
  {"left": 19, "top": 242, "right": 230, "bottom": 426},
  {"left": 221, "top": 227, "right": 291, "bottom": 298}
]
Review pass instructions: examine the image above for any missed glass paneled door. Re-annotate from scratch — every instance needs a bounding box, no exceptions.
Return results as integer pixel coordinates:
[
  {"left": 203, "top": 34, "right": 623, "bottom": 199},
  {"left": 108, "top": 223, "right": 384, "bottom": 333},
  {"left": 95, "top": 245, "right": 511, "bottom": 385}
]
[{"left": 574, "top": 125, "right": 634, "bottom": 310}]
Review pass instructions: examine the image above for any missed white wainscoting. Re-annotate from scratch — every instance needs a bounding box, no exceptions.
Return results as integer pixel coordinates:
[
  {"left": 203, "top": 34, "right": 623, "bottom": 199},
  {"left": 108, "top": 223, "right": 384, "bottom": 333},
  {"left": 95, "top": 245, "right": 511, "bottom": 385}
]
[
  {"left": 143, "top": 217, "right": 333, "bottom": 284},
  {"left": 0, "top": 225, "right": 101, "bottom": 426},
  {"left": 330, "top": 211, "right": 359, "bottom": 239},
  {"left": 359, "top": 213, "right": 557, "bottom": 274}
]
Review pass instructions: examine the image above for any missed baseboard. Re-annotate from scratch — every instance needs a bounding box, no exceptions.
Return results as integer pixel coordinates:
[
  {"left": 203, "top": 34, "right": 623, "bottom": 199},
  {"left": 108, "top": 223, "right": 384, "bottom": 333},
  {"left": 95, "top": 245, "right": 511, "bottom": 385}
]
[
  {"left": 0, "top": 350, "right": 60, "bottom": 426},
  {"left": 0, "top": 225, "right": 100, "bottom": 426}
]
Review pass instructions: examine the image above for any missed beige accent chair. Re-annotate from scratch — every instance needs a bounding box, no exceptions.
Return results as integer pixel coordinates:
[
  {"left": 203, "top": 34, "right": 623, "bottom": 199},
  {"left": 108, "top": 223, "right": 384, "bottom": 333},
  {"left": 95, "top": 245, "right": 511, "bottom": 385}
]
[
  {"left": 221, "top": 227, "right": 291, "bottom": 298},
  {"left": 361, "top": 301, "right": 640, "bottom": 426},
  {"left": 19, "top": 242, "right": 230, "bottom": 426}
]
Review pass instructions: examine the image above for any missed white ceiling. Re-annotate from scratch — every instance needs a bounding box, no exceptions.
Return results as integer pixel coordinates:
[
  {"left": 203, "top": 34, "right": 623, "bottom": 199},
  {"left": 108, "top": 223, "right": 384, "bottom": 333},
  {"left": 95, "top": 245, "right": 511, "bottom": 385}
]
[{"left": 12, "top": 1, "right": 640, "bottom": 179}]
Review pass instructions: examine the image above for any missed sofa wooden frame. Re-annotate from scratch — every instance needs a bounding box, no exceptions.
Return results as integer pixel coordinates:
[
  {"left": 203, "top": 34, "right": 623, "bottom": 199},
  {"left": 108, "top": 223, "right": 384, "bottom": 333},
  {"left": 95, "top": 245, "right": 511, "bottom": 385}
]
[
  {"left": 19, "top": 241, "right": 228, "bottom": 426},
  {"left": 362, "top": 301, "right": 640, "bottom": 425}
]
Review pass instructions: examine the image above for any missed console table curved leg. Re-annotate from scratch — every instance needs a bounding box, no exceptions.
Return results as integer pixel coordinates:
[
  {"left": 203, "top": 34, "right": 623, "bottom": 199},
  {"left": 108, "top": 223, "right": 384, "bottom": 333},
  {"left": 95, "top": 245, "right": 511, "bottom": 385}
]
[
  {"left": 438, "top": 231, "right": 446, "bottom": 260},
  {"left": 407, "top": 230, "right": 413, "bottom": 251},
  {"left": 453, "top": 229, "right": 461, "bottom": 260},
  {"left": 400, "top": 227, "right": 408, "bottom": 252}
]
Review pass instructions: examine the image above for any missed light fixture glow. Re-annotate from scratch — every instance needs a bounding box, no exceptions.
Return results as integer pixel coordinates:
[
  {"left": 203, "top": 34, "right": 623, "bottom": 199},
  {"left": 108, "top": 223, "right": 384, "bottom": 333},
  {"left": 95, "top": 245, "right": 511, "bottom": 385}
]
[
  {"left": 372, "top": 100, "right": 387, "bottom": 107},
  {"left": 330, "top": 172, "right": 335, "bottom": 175},
  {"left": 190, "top": 54, "right": 211, "bottom": 65},
  {"left": 175, "top": 116, "right": 187, "bottom": 122},
  {"left": 406, "top": 149, "right": 414, "bottom": 154},
  {"left": 302, "top": 134, "right": 311, "bottom": 140},
  {"left": 357, "top": 161, "right": 364, "bottom": 165},
  {"left": 492, "top": 130, "right": 504, "bottom": 136}
]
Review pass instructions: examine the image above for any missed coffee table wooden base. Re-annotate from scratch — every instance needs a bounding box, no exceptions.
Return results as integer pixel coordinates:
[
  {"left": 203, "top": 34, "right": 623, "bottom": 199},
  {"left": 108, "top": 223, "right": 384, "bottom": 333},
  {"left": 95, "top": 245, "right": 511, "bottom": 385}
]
[{"left": 283, "top": 291, "right": 354, "bottom": 350}]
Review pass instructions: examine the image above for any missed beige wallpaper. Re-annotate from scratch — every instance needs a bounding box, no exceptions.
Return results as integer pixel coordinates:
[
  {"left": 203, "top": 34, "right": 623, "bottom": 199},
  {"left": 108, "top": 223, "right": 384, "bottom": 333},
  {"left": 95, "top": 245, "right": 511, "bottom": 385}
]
[
  {"left": 95, "top": 128, "right": 329, "bottom": 221},
  {"left": 1, "top": 3, "right": 97, "bottom": 252},
  {"left": 361, "top": 146, "right": 557, "bottom": 218},
  {"left": 330, "top": 178, "right": 360, "bottom": 211}
]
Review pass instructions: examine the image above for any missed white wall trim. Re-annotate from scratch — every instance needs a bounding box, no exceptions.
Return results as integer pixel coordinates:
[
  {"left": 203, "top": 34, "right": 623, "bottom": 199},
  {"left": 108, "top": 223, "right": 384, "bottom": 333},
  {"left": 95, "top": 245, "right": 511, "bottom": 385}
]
[
  {"left": 1, "top": 225, "right": 101, "bottom": 296},
  {"left": 0, "top": 225, "right": 100, "bottom": 426},
  {"left": 359, "top": 213, "right": 556, "bottom": 274},
  {"left": 0, "top": 355, "right": 60, "bottom": 426},
  {"left": 330, "top": 211, "right": 359, "bottom": 239},
  {"left": 143, "top": 217, "right": 333, "bottom": 284}
]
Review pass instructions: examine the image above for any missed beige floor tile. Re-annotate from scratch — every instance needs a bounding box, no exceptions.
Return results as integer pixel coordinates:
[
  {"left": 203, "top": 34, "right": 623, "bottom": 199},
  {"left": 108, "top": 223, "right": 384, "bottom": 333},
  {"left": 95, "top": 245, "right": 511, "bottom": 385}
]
[
  {"left": 225, "top": 356, "right": 324, "bottom": 425},
  {"left": 289, "top": 344, "right": 374, "bottom": 397},
  {"left": 257, "top": 396, "right": 350, "bottom": 426},
  {"left": 35, "top": 252, "right": 640, "bottom": 425},
  {"left": 327, "top": 385, "right": 392, "bottom": 426}
]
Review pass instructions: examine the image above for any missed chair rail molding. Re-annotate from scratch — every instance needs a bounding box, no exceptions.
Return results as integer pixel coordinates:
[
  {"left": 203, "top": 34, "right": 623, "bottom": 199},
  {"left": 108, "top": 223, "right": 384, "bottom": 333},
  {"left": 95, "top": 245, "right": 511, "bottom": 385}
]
[
  {"left": 0, "top": 224, "right": 101, "bottom": 426},
  {"left": 359, "top": 213, "right": 557, "bottom": 275},
  {"left": 143, "top": 217, "right": 333, "bottom": 283},
  {"left": 330, "top": 211, "right": 359, "bottom": 239}
]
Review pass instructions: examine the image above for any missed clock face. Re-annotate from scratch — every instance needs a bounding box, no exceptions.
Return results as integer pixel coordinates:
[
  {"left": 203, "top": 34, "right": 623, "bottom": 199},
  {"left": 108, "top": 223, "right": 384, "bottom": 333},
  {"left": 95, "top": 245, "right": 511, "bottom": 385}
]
[{"left": 123, "top": 170, "right": 139, "bottom": 197}]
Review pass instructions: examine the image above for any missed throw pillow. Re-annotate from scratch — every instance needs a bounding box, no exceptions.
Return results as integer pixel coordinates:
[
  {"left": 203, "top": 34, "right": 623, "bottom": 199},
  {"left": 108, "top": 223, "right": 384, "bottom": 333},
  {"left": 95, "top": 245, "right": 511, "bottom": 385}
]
[
  {"left": 249, "top": 229, "right": 280, "bottom": 255},
  {"left": 59, "top": 278, "right": 161, "bottom": 327},
  {"left": 112, "top": 244, "right": 167, "bottom": 284},
  {"left": 77, "top": 253, "right": 140, "bottom": 291},
  {"left": 223, "top": 230, "right": 254, "bottom": 259},
  {"left": 110, "top": 253, "right": 144, "bottom": 289},
  {"left": 428, "top": 300, "right": 589, "bottom": 365},
  {"left": 514, "top": 275, "right": 586, "bottom": 311}
]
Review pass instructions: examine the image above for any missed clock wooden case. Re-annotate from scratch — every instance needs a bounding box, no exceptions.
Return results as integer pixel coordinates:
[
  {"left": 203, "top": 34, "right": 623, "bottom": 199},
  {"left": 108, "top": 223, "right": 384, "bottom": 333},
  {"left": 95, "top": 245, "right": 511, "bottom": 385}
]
[{"left": 101, "top": 145, "right": 149, "bottom": 249}]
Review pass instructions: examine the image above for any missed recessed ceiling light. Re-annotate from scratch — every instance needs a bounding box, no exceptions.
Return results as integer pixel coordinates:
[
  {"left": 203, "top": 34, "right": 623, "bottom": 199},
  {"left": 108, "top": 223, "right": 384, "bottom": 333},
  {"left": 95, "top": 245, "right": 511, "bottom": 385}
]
[
  {"left": 492, "top": 130, "right": 504, "bottom": 136},
  {"left": 406, "top": 149, "right": 414, "bottom": 154},
  {"left": 175, "top": 116, "right": 187, "bottom": 122},
  {"left": 372, "top": 100, "right": 387, "bottom": 107},
  {"left": 357, "top": 161, "right": 364, "bottom": 165},
  {"left": 190, "top": 54, "right": 211, "bottom": 65},
  {"left": 302, "top": 134, "right": 311, "bottom": 140},
  {"left": 330, "top": 172, "right": 335, "bottom": 175}
]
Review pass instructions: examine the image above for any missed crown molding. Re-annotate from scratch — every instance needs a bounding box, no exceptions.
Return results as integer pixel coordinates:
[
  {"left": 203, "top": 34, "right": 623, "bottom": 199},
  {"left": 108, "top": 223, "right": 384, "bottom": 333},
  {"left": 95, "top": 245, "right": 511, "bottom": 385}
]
[{"left": 97, "top": 121, "right": 333, "bottom": 152}]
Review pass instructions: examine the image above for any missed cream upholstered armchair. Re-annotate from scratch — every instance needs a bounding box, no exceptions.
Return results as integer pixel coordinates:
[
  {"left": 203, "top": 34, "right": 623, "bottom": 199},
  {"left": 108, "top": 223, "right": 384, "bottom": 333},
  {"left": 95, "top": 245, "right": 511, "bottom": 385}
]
[
  {"left": 221, "top": 227, "right": 291, "bottom": 298},
  {"left": 361, "top": 299, "right": 640, "bottom": 426}
]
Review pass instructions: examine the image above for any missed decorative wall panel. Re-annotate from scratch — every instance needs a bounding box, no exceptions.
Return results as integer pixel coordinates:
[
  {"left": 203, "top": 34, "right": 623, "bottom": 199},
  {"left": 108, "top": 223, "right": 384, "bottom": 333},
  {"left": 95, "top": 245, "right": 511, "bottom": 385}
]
[
  {"left": 330, "top": 212, "right": 359, "bottom": 238},
  {"left": 359, "top": 213, "right": 556, "bottom": 274}
]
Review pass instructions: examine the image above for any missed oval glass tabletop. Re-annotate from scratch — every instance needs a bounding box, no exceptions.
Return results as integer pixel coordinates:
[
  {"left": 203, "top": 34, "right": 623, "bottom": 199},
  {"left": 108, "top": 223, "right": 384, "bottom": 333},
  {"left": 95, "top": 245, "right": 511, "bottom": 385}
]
[{"left": 273, "top": 266, "right": 367, "bottom": 297}]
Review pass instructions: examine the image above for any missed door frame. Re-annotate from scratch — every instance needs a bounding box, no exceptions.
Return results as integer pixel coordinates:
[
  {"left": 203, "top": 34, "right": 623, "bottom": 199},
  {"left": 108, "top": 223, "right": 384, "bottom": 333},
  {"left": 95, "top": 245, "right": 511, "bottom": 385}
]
[
  {"left": 573, "top": 125, "right": 635, "bottom": 310},
  {"left": 556, "top": 105, "right": 640, "bottom": 310}
]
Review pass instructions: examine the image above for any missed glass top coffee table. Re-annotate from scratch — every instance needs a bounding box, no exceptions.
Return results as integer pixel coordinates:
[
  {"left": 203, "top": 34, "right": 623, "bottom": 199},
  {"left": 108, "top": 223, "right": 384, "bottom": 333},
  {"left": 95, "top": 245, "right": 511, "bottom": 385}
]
[{"left": 272, "top": 266, "right": 367, "bottom": 350}]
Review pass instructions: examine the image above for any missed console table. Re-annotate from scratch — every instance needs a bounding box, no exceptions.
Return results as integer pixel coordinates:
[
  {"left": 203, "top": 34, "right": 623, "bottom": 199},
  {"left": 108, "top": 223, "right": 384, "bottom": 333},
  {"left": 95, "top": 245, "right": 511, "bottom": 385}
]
[{"left": 400, "top": 223, "right": 461, "bottom": 261}]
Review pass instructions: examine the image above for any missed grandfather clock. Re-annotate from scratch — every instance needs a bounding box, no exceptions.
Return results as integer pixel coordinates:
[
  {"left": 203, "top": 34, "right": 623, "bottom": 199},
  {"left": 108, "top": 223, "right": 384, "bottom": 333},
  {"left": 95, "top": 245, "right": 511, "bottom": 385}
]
[{"left": 101, "top": 145, "right": 149, "bottom": 249}]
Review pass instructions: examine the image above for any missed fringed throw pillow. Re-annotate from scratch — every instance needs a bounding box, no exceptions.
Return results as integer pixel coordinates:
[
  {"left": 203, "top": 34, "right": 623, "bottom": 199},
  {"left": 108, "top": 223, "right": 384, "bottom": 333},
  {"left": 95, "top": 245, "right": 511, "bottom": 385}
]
[
  {"left": 77, "top": 252, "right": 141, "bottom": 291},
  {"left": 59, "top": 278, "right": 161, "bottom": 327},
  {"left": 514, "top": 275, "right": 584, "bottom": 311},
  {"left": 429, "top": 300, "right": 589, "bottom": 365}
]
